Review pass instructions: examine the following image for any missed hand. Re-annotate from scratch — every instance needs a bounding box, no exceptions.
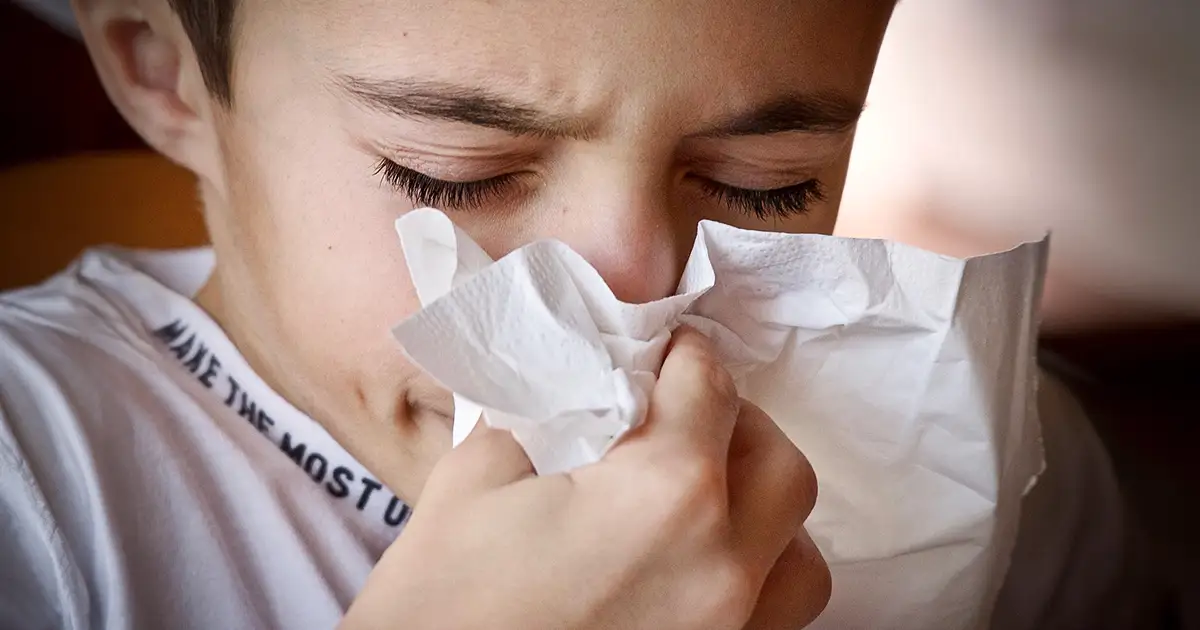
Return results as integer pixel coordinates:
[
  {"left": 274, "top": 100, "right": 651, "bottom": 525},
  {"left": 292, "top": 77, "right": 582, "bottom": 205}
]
[{"left": 340, "top": 327, "right": 830, "bottom": 630}]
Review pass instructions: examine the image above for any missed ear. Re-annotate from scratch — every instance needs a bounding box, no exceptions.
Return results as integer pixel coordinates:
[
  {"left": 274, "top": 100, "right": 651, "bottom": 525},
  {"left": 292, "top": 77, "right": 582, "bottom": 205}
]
[{"left": 71, "top": 0, "right": 226, "bottom": 193}]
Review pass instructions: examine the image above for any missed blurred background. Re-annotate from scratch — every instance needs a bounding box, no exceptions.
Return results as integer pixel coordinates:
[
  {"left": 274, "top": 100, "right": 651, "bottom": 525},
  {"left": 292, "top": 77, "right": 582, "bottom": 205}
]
[
  {"left": 836, "top": 5, "right": 1200, "bottom": 625},
  {"left": 1, "top": 0, "right": 1197, "bottom": 626}
]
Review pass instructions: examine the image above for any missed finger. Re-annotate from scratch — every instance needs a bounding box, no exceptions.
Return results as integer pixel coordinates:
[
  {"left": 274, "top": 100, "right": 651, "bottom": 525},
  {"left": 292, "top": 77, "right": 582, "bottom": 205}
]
[
  {"left": 423, "top": 418, "right": 535, "bottom": 501},
  {"left": 629, "top": 326, "right": 740, "bottom": 464},
  {"left": 743, "top": 531, "right": 832, "bottom": 630},
  {"left": 727, "top": 401, "right": 818, "bottom": 564}
]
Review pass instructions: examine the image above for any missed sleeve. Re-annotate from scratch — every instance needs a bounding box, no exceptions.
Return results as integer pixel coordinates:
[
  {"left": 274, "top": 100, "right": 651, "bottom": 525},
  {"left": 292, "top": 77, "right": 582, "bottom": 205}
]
[{"left": 0, "top": 376, "right": 90, "bottom": 629}]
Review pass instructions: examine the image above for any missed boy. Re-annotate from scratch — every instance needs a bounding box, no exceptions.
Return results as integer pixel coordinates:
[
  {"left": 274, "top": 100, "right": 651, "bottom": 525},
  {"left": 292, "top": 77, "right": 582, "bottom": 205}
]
[{"left": 0, "top": 1, "right": 1146, "bottom": 628}]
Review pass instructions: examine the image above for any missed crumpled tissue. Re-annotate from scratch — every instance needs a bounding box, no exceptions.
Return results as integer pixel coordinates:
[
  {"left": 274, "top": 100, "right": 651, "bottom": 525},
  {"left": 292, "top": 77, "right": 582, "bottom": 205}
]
[{"left": 392, "top": 208, "right": 1047, "bottom": 630}]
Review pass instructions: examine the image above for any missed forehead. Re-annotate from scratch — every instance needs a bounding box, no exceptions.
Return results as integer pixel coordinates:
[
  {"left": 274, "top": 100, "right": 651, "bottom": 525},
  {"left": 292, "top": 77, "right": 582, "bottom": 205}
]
[{"left": 233, "top": 0, "right": 891, "bottom": 118}]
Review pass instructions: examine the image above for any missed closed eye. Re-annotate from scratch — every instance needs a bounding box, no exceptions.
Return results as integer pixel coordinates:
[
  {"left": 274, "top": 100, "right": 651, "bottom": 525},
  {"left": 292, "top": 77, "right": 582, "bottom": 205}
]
[
  {"left": 377, "top": 157, "right": 825, "bottom": 219},
  {"left": 694, "top": 176, "right": 825, "bottom": 220},
  {"left": 375, "top": 158, "right": 518, "bottom": 210}
]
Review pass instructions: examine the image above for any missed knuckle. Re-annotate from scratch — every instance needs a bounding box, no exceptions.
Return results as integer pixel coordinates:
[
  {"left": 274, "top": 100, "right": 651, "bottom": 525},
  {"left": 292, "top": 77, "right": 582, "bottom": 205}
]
[
  {"left": 779, "top": 445, "right": 819, "bottom": 516},
  {"left": 736, "top": 399, "right": 773, "bottom": 429},
  {"left": 795, "top": 540, "right": 834, "bottom": 625},
  {"left": 813, "top": 558, "right": 833, "bottom": 612}
]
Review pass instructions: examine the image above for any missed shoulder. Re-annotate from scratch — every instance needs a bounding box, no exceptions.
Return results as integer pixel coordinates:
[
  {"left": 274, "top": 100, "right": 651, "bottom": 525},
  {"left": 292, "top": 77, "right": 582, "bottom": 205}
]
[
  {"left": 0, "top": 249, "right": 184, "bottom": 507},
  {"left": 0, "top": 246, "right": 226, "bottom": 511},
  {"left": 0, "top": 251, "right": 180, "bottom": 628},
  {"left": 0, "top": 248, "right": 204, "bottom": 470},
  {"left": 994, "top": 368, "right": 1148, "bottom": 630},
  {"left": 0, "top": 269, "right": 106, "bottom": 629},
  {"left": 0, "top": 250, "right": 151, "bottom": 452},
  {"left": 0, "top": 249, "right": 150, "bottom": 355},
  {"left": 0, "top": 251, "right": 162, "bottom": 437},
  {"left": 0, "top": 246, "right": 210, "bottom": 397}
]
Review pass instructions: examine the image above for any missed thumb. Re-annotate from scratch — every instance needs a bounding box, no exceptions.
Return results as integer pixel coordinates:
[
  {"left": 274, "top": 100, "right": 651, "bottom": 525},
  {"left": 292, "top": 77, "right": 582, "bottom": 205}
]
[{"left": 423, "top": 416, "right": 535, "bottom": 500}]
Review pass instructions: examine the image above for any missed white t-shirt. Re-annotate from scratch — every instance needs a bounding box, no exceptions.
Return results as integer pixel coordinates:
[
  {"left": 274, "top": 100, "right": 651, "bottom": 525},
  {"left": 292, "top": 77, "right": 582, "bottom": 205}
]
[
  {"left": 0, "top": 247, "right": 1152, "bottom": 629},
  {"left": 0, "top": 248, "right": 408, "bottom": 629}
]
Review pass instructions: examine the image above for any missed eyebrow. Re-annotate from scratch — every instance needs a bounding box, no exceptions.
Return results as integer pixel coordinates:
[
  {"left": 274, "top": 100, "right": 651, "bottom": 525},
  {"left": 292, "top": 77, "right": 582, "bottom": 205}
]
[
  {"left": 699, "top": 94, "right": 864, "bottom": 137},
  {"left": 337, "top": 75, "right": 862, "bottom": 139},
  {"left": 338, "top": 76, "right": 593, "bottom": 139}
]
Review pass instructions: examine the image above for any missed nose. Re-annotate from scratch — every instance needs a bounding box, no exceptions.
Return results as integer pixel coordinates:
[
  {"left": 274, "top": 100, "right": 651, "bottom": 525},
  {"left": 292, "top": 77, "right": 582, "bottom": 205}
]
[{"left": 532, "top": 174, "right": 689, "bottom": 304}]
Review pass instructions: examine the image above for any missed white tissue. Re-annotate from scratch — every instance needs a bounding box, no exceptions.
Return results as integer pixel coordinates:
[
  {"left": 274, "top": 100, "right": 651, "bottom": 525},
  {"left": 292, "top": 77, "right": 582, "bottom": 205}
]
[{"left": 392, "top": 208, "right": 1047, "bottom": 630}]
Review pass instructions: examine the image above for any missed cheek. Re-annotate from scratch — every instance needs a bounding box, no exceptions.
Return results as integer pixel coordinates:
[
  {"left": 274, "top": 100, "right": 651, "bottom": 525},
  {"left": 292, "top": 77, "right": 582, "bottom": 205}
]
[
  {"left": 215, "top": 107, "right": 427, "bottom": 408},
  {"left": 264, "top": 160, "right": 422, "bottom": 370},
  {"left": 217, "top": 34, "right": 425, "bottom": 368}
]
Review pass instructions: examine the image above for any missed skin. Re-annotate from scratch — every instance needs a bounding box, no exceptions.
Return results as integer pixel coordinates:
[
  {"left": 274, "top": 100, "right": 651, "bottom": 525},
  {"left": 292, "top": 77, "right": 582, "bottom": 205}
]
[
  {"left": 344, "top": 328, "right": 832, "bottom": 629},
  {"left": 74, "top": 0, "right": 894, "bottom": 626}
]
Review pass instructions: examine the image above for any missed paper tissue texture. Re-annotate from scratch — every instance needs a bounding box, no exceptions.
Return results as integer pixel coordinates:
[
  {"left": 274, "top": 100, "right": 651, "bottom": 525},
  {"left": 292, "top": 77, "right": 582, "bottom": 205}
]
[{"left": 392, "top": 208, "right": 1047, "bottom": 630}]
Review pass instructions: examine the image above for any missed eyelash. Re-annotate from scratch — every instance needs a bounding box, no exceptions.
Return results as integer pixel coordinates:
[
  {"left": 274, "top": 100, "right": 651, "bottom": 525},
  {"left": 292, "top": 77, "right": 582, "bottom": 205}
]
[
  {"left": 375, "top": 159, "right": 517, "bottom": 210},
  {"left": 375, "top": 158, "right": 824, "bottom": 219},
  {"left": 695, "top": 177, "right": 825, "bottom": 221}
]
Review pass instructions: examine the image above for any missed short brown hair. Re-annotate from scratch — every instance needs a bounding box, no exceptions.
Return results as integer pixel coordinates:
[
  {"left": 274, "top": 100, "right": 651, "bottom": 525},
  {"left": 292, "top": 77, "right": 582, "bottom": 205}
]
[{"left": 168, "top": 0, "right": 238, "bottom": 105}]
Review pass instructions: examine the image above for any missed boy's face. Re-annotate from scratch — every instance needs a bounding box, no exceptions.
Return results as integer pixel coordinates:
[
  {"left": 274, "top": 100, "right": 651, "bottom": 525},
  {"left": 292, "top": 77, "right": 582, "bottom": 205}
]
[{"left": 183, "top": 0, "right": 893, "bottom": 500}]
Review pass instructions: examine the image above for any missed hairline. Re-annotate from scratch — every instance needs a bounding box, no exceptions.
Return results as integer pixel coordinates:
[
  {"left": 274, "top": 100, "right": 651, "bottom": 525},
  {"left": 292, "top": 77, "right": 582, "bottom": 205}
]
[{"left": 169, "top": 0, "right": 239, "bottom": 106}]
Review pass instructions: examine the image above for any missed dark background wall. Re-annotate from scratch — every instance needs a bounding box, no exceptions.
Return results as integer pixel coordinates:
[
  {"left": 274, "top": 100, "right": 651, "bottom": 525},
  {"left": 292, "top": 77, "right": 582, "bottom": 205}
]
[{"left": 0, "top": 1, "right": 144, "bottom": 169}]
